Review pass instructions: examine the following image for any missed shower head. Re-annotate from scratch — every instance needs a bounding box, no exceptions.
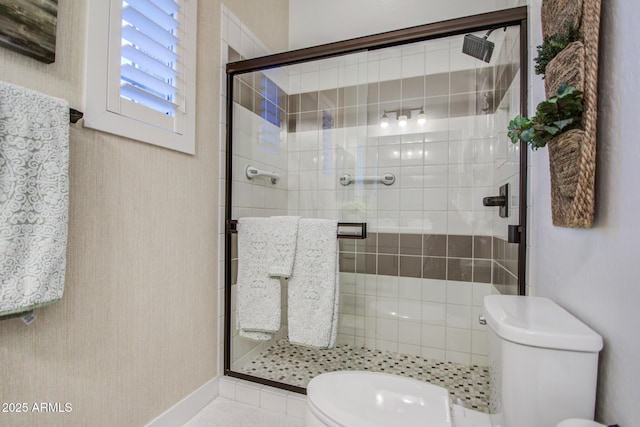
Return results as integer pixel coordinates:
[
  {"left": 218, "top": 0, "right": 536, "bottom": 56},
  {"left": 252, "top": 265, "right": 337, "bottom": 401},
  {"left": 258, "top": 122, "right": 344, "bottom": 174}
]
[{"left": 462, "top": 30, "right": 495, "bottom": 63}]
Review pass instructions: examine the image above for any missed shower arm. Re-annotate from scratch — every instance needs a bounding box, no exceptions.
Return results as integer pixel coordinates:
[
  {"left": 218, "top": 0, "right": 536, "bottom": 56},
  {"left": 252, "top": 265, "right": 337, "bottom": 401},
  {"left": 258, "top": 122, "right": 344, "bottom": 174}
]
[
  {"left": 482, "top": 28, "right": 497, "bottom": 40},
  {"left": 482, "top": 27, "right": 507, "bottom": 40}
]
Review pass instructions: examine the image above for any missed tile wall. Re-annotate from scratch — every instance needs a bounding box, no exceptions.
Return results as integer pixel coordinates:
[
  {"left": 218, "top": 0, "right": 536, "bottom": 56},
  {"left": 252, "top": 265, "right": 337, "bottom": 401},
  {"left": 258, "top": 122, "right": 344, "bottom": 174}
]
[
  {"left": 222, "top": 17, "right": 522, "bottom": 370},
  {"left": 219, "top": 377, "right": 307, "bottom": 420},
  {"left": 339, "top": 233, "right": 492, "bottom": 282},
  {"left": 283, "top": 36, "right": 522, "bottom": 364},
  {"left": 285, "top": 39, "right": 502, "bottom": 236}
]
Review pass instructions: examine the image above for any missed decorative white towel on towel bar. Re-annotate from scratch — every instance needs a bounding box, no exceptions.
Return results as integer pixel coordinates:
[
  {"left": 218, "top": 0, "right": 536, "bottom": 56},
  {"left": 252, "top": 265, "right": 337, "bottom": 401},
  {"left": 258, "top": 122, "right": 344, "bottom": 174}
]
[
  {"left": 236, "top": 217, "right": 282, "bottom": 340},
  {"left": 267, "top": 216, "right": 300, "bottom": 278},
  {"left": 0, "top": 81, "right": 69, "bottom": 316},
  {"left": 287, "top": 218, "right": 339, "bottom": 348}
]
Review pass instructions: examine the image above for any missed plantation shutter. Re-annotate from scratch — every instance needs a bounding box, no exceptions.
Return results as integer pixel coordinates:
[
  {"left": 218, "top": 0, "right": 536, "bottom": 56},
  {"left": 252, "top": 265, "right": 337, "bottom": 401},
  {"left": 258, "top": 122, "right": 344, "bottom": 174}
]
[
  {"left": 84, "top": 0, "right": 196, "bottom": 153},
  {"left": 120, "top": 0, "right": 181, "bottom": 116}
]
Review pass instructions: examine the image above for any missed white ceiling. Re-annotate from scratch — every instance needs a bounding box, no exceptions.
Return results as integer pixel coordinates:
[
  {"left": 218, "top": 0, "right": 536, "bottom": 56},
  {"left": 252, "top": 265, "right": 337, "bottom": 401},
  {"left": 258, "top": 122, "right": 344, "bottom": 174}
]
[{"left": 288, "top": 0, "right": 525, "bottom": 50}]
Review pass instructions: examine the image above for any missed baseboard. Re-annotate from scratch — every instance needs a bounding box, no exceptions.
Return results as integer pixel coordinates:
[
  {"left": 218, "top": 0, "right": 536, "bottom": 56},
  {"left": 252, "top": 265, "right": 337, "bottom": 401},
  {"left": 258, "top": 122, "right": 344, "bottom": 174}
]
[{"left": 145, "top": 377, "right": 219, "bottom": 427}]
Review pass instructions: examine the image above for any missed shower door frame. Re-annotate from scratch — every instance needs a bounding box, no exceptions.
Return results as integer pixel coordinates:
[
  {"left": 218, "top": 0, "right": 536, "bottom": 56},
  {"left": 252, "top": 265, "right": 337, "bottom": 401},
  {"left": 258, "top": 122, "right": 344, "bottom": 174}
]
[{"left": 224, "top": 6, "right": 529, "bottom": 394}]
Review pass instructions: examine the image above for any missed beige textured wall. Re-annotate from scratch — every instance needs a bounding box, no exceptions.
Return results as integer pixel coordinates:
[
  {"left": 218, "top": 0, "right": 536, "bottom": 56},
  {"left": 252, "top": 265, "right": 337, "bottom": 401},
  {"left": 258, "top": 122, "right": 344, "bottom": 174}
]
[
  {"left": 225, "top": 0, "right": 289, "bottom": 54},
  {"left": 0, "top": 1, "right": 287, "bottom": 426}
]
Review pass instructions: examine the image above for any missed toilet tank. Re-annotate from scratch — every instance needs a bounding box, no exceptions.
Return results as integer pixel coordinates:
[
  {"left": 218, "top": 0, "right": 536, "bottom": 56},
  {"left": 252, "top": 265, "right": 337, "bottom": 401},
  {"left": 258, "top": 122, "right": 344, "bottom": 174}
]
[{"left": 483, "top": 296, "right": 603, "bottom": 427}]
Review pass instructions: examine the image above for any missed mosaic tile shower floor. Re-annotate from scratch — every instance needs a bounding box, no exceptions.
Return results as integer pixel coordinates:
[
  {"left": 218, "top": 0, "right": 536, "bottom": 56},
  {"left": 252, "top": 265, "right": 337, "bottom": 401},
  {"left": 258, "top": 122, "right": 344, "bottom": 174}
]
[{"left": 236, "top": 340, "right": 490, "bottom": 413}]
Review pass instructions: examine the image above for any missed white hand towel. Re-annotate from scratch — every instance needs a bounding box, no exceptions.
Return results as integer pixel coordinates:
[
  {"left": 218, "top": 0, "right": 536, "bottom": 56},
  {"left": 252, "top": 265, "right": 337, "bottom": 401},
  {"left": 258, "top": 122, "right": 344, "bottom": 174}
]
[
  {"left": 236, "top": 217, "right": 281, "bottom": 340},
  {"left": 0, "top": 81, "right": 69, "bottom": 317},
  {"left": 288, "top": 219, "right": 339, "bottom": 348},
  {"left": 267, "top": 216, "right": 300, "bottom": 278}
]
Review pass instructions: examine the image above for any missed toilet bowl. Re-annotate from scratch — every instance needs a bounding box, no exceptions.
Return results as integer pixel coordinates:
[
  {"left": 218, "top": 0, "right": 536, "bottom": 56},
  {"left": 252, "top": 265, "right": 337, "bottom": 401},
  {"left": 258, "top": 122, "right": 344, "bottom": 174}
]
[
  {"left": 305, "top": 370, "right": 494, "bottom": 426},
  {"left": 556, "top": 420, "right": 607, "bottom": 427},
  {"left": 305, "top": 296, "right": 603, "bottom": 427},
  {"left": 304, "top": 371, "right": 463, "bottom": 427}
]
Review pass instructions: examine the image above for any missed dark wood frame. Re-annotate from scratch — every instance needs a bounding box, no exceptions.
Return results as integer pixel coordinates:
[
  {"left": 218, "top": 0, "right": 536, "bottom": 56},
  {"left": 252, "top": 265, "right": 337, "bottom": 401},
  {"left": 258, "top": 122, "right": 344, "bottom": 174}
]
[
  {"left": 0, "top": 0, "right": 58, "bottom": 63},
  {"left": 224, "top": 6, "right": 528, "bottom": 394}
]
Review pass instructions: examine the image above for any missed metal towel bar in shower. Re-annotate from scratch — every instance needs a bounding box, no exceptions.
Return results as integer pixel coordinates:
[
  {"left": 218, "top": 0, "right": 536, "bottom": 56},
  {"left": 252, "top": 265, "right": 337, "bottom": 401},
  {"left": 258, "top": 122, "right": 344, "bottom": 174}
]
[
  {"left": 246, "top": 165, "right": 280, "bottom": 184},
  {"left": 339, "top": 173, "right": 395, "bottom": 186},
  {"left": 226, "top": 220, "right": 367, "bottom": 239}
]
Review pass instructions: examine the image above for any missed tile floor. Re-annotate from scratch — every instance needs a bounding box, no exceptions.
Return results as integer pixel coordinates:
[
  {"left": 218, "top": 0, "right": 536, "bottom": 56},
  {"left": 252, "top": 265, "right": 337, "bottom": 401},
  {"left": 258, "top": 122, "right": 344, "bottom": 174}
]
[{"left": 236, "top": 339, "right": 491, "bottom": 412}]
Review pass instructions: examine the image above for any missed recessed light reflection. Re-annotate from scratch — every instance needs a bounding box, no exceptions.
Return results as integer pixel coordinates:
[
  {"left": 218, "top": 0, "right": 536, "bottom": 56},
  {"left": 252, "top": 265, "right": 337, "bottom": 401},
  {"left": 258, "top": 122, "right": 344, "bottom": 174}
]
[
  {"left": 376, "top": 393, "right": 384, "bottom": 406},
  {"left": 375, "top": 391, "right": 427, "bottom": 409},
  {"left": 380, "top": 114, "right": 389, "bottom": 129},
  {"left": 401, "top": 395, "right": 425, "bottom": 405},
  {"left": 417, "top": 107, "right": 426, "bottom": 126}
]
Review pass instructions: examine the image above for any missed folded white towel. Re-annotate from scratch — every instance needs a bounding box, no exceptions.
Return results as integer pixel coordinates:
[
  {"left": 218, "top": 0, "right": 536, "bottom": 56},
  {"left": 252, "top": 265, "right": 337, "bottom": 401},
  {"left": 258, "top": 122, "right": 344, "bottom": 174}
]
[
  {"left": 267, "top": 216, "right": 300, "bottom": 278},
  {"left": 287, "top": 219, "right": 339, "bottom": 348},
  {"left": 236, "top": 217, "right": 281, "bottom": 340},
  {"left": 0, "top": 81, "right": 69, "bottom": 316}
]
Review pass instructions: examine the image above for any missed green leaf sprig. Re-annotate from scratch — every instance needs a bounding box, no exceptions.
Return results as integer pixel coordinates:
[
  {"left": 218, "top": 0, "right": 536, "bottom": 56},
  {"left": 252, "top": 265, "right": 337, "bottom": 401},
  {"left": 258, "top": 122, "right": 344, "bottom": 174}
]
[
  {"left": 508, "top": 83, "right": 583, "bottom": 150},
  {"left": 534, "top": 23, "right": 582, "bottom": 77}
]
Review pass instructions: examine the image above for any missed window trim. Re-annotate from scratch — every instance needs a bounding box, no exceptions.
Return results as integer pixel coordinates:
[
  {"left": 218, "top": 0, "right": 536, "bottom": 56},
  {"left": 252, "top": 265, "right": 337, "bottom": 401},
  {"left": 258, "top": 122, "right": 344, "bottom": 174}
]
[{"left": 84, "top": 0, "right": 197, "bottom": 154}]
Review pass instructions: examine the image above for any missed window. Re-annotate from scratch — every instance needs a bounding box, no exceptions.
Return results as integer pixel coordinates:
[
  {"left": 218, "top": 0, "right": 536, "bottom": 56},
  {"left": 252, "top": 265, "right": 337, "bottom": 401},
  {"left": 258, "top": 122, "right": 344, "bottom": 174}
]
[
  {"left": 259, "top": 76, "right": 281, "bottom": 128},
  {"left": 85, "top": 0, "right": 197, "bottom": 154}
]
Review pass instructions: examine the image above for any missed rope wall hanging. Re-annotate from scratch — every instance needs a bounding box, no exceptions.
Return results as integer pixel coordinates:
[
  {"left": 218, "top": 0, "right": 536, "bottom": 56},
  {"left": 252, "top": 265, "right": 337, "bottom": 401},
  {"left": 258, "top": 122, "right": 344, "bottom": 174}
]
[
  {"left": 542, "top": 0, "right": 602, "bottom": 228},
  {"left": 508, "top": 0, "right": 602, "bottom": 228}
]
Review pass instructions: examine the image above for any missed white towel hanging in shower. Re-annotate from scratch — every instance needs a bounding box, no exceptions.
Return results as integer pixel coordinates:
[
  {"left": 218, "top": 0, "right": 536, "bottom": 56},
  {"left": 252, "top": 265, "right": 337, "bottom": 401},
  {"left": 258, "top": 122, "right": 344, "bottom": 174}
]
[
  {"left": 236, "top": 217, "right": 282, "bottom": 340},
  {"left": 287, "top": 218, "right": 339, "bottom": 348},
  {"left": 267, "top": 216, "right": 300, "bottom": 278},
  {"left": 0, "top": 81, "right": 69, "bottom": 317}
]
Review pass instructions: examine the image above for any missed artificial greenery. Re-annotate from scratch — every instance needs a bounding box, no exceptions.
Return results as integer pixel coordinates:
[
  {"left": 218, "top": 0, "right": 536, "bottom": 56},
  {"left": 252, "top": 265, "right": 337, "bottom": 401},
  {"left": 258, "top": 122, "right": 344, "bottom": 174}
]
[
  {"left": 534, "top": 23, "right": 582, "bottom": 77},
  {"left": 508, "top": 83, "right": 583, "bottom": 150}
]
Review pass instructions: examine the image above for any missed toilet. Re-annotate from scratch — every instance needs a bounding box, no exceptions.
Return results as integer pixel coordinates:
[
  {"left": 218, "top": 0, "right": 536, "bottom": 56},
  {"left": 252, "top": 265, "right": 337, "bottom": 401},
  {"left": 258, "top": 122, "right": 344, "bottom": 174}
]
[{"left": 305, "top": 295, "right": 604, "bottom": 427}]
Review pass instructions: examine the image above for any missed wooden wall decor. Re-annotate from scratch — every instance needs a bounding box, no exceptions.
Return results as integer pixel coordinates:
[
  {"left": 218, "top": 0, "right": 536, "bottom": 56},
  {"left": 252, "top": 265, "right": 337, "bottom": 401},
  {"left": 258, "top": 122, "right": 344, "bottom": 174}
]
[
  {"left": 0, "top": 0, "right": 58, "bottom": 64},
  {"left": 541, "top": 0, "right": 601, "bottom": 228}
]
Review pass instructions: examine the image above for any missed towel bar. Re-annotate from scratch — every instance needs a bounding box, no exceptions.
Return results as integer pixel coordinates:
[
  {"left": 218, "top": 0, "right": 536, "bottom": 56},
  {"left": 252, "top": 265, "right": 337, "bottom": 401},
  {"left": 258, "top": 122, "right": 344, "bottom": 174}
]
[
  {"left": 0, "top": 310, "right": 33, "bottom": 322},
  {"left": 227, "top": 220, "right": 367, "bottom": 239},
  {"left": 69, "top": 108, "right": 83, "bottom": 124}
]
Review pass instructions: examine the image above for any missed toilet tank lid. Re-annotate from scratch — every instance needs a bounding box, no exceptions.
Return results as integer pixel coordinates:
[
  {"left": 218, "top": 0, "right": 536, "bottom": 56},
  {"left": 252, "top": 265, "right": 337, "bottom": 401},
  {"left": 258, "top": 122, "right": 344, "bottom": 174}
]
[{"left": 483, "top": 295, "right": 603, "bottom": 352}]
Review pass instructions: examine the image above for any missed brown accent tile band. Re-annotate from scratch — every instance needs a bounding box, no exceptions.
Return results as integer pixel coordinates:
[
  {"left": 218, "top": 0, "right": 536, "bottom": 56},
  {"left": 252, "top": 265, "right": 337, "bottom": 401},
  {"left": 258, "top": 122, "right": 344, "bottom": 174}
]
[{"left": 337, "top": 232, "right": 518, "bottom": 285}]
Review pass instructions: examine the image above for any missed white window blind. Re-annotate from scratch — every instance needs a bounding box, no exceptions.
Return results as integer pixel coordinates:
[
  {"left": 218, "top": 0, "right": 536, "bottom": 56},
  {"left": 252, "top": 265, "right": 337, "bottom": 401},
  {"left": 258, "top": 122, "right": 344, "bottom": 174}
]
[
  {"left": 121, "top": 0, "right": 180, "bottom": 116},
  {"left": 84, "top": 0, "right": 197, "bottom": 154}
]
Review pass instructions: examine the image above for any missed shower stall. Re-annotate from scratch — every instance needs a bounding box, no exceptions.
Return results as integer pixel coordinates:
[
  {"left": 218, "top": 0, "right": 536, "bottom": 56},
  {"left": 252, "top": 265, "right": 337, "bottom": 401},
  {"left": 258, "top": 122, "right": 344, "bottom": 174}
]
[{"left": 224, "top": 7, "right": 528, "bottom": 412}]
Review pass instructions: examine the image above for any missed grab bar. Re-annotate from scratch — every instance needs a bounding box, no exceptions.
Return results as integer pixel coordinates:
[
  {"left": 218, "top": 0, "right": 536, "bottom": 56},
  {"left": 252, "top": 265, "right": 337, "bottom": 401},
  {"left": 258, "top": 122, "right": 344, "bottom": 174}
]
[
  {"left": 246, "top": 165, "right": 280, "bottom": 184},
  {"left": 339, "top": 173, "right": 395, "bottom": 186}
]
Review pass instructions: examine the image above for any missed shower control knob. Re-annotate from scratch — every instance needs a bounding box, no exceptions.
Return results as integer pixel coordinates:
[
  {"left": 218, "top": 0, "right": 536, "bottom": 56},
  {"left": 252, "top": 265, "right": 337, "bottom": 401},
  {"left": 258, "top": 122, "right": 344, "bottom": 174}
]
[{"left": 478, "top": 315, "right": 487, "bottom": 325}]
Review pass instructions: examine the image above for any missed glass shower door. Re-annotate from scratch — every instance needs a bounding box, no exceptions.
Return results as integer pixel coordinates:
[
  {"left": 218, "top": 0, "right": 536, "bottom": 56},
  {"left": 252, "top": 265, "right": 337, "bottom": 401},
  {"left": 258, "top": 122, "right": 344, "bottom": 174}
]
[{"left": 224, "top": 9, "right": 528, "bottom": 409}]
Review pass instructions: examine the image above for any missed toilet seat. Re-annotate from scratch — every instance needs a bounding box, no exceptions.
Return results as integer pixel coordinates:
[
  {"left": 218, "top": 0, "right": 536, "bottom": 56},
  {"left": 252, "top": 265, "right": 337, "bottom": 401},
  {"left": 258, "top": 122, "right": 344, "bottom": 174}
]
[{"left": 306, "top": 371, "right": 454, "bottom": 427}]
